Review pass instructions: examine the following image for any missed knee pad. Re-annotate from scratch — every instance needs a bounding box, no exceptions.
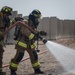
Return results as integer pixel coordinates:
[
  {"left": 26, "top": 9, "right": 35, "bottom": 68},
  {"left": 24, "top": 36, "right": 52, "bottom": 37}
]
[
  {"left": 33, "top": 50, "right": 38, "bottom": 61},
  {"left": 15, "top": 52, "right": 24, "bottom": 62}
]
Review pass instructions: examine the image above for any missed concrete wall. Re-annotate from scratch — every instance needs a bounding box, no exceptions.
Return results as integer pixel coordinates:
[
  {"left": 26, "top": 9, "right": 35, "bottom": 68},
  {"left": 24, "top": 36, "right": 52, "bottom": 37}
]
[
  {"left": 63, "top": 20, "right": 70, "bottom": 38},
  {"left": 23, "top": 16, "right": 28, "bottom": 19},
  {"left": 59, "top": 20, "right": 64, "bottom": 38},
  {"left": 50, "top": 17, "right": 58, "bottom": 39},
  {"left": 39, "top": 18, "right": 75, "bottom": 40},
  {"left": 38, "top": 17, "right": 50, "bottom": 39},
  {"left": 69, "top": 20, "right": 75, "bottom": 38},
  {"left": 39, "top": 17, "right": 75, "bottom": 40}
]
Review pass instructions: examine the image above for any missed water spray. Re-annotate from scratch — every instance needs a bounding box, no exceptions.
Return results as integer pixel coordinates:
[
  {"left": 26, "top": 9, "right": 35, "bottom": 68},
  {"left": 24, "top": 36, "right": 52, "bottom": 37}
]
[{"left": 46, "top": 41, "right": 75, "bottom": 72}]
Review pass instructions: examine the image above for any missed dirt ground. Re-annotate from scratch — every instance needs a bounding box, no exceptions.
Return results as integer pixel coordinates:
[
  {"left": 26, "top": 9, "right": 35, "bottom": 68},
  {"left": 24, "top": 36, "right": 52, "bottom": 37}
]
[{"left": 2, "top": 38, "right": 75, "bottom": 75}]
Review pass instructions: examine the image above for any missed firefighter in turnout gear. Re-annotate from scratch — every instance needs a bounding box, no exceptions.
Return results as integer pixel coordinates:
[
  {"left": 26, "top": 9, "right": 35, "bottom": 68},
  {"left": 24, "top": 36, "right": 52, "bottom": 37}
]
[
  {"left": 0, "top": 6, "right": 12, "bottom": 75},
  {"left": 9, "top": 9, "right": 44, "bottom": 75}
]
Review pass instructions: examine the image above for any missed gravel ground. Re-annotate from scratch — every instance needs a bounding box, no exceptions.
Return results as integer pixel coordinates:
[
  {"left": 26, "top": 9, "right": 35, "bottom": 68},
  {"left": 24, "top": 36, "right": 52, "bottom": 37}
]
[{"left": 2, "top": 38, "right": 75, "bottom": 75}]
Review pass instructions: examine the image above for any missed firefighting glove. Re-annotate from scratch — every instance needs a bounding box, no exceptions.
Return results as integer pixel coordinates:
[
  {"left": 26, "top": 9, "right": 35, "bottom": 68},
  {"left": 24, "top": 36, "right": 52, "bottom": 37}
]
[
  {"left": 35, "top": 32, "right": 47, "bottom": 44},
  {"left": 39, "top": 31, "right": 47, "bottom": 36}
]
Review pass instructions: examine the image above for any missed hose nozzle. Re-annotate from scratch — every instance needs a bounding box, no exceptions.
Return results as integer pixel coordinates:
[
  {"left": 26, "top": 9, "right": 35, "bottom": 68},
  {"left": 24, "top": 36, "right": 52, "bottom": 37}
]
[{"left": 42, "top": 38, "right": 47, "bottom": 44}]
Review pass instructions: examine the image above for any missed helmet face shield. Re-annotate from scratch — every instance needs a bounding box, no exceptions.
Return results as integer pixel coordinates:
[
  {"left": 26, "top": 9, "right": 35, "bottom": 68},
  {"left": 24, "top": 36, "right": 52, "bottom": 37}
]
[{"left": 33, "top": 13, "right": 41, "bottom": 19}]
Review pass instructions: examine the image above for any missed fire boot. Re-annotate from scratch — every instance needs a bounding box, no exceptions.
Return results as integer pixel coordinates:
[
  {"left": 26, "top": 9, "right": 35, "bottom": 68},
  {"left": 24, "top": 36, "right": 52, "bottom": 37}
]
[
  {"left": 0, "top": 72, "right": 6, "bottom": 75},
  {"left": 34, "top": 68, "right": 44, "bottom": 74},
  {"left": 10, "top": 70, "right": 17, "bottom": 75}
]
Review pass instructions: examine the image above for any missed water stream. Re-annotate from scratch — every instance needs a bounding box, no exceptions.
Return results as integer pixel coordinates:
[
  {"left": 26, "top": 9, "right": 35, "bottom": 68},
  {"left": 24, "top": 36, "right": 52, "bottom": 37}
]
[{"left": 45, "top": 41, "right": 75, "bottom": 72}]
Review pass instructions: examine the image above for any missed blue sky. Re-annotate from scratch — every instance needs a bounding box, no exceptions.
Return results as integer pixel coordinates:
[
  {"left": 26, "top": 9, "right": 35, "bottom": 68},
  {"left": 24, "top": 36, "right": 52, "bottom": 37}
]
[{"left": 0, "top": 0, "right": 75, "bottom": 19}]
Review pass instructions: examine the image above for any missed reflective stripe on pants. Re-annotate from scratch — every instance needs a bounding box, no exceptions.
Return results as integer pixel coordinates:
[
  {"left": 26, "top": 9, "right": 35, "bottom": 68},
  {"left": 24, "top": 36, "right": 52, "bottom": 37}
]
[
  {"left": 32, "top": 61, "right": 40, "bottom": 68},
  {"left": 31, "top": 42, "right": 36, "bottom": 49},
  {"left": 10, "top": 62, "right": 18, "bottom": 68}
]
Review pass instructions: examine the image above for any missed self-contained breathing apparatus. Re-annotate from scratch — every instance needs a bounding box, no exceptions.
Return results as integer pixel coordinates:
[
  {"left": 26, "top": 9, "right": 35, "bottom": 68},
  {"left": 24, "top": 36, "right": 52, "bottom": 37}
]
[{"left": 14, "top": 17, "right": 24, "bottom": 40}]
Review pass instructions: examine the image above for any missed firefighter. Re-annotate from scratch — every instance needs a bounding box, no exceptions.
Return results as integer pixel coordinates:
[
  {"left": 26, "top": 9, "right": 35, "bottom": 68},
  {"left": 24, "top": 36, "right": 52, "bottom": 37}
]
[
  {"left": 0, "top": 6, "right": 12, "bottom": 75},
  {"left": 9, "top": 9, "right": 45, "bottom": 75}
]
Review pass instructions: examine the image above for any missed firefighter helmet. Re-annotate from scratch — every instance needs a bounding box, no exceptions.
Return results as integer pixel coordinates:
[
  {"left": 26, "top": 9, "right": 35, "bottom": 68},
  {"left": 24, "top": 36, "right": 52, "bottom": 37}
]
[
  {"left": 31, "top": 9, "right": 41, "bottom": 19},
  {"left": 1, "top": 6, "right": 12, "bottom": 15},
  {"left": 29, "top": 9, "right": 41, "bottom": 19},
  {"left": 29, "top": 9, "right": 41, "bottom": 28}
]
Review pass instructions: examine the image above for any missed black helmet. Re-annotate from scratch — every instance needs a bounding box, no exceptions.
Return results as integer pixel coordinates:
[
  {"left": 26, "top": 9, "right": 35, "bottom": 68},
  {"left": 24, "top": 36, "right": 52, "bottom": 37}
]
[
  {"left": 29, "top": 9, "right": 41, "bottom": 28},
  {"left": 1, "top": 6, "right": 12, "bottom": 15},
  {"left": 29, "top": 9, "right": 41, "bottom": 19},
  {"left": 31, "top": 9, "right": 41, "bottom": 19}
]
